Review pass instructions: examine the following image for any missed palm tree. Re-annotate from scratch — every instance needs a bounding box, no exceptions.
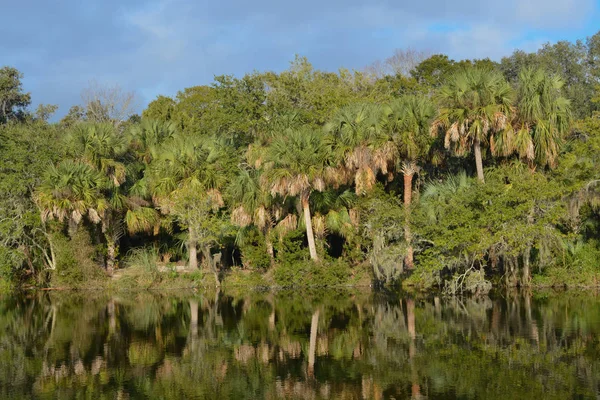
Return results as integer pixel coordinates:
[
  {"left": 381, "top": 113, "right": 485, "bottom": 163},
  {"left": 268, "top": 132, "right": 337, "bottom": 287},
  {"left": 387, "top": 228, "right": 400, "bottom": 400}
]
[
  {"left": 125, "top": 119, "right": 177, "bottom": 239},
  {"left": 387, "top": 95, "right": 437, "bottom": 269},
  {"left": 147, "top": 134, "right": 232, "bottom": 270},
  {"left": 128, "top": 119, "right": 177, "bottom": 164},
  {"left": 67, "top": 122, "right": 129, "bottom": 274},
  {"left": 434, "top": 67, "right": 513, "bottom": 183},
  {"left": 264, "top": 126, "right": 331, "bottom": 261},
  {"left": 228, "top": 167, "right": 278, "bottom": 265},
  {"left": 308, "top": 189, "right": 359, "bottom": 254},
  {"left": 497, "top": 68, "right": 570, "bottom": 285},
  {"left": 507, "top": 67, "right": 571, "bottom": 168},
  {"left": 325, "top": 104, "right": 395, "bottom": 194},
  {"left": 35, "top": 160, "right": 105, "bottom": 236}
]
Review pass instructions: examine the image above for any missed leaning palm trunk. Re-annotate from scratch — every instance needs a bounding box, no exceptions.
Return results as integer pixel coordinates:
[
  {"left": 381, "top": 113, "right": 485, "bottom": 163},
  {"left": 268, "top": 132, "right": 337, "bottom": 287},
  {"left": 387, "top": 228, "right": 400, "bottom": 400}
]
[
  {"left": 302, "top": 193, "right": 319, "bottom": 261},
  {"left": 473, "top": 137, "right": 485, "bottom": 183}
]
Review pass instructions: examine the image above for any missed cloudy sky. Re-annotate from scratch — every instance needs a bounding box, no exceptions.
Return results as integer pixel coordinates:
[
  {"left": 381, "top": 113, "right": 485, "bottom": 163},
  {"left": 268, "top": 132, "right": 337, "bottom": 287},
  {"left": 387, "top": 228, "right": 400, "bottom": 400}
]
[{"left": 2, "top": 0, "right": 599, "bottom": 118}]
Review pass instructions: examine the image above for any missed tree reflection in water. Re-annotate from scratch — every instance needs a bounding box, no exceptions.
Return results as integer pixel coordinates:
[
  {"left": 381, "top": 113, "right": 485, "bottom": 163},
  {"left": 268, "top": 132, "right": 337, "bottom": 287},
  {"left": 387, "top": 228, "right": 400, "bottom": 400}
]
[{"left": 1, "top": 289, "right": 600, "bottom": 399}]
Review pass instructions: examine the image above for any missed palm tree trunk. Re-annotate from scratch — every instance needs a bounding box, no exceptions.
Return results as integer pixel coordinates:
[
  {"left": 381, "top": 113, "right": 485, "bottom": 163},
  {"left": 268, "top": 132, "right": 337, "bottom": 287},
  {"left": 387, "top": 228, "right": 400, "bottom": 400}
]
[
  {"left": 265, "top": 230, "right": 275, "bottom": 267},
  {"left": 105, "top": 234, "right": 116, "bottom": 276},
  {"left": 188, "top": 227, "right": 198, "bottom": 270},
  {"left": 308, "top": 308, "right": 319, "bottom": 378},
  {"left": 403, "top": 169, "right": 414, "bottom": 270},
  {"left": 403, "top": 170, "right": 413, "bottom": 207},
  {"left": 302, "top": 194, "right": 319, "bottom": 261},
  {"left": 474, "top": 137, "right": 485, "bottom": 183}
]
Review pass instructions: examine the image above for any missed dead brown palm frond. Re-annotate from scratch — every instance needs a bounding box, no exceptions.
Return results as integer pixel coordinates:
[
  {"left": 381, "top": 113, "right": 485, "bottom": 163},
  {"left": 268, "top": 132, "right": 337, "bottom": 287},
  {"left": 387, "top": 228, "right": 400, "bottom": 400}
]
[
  {"left": 373, "top": 141, "right": 397, "bottom": 174},
  {"left": 289, "top": 174, "right": 310, "bottom": 196},
  {"left": 88, "top": 208, "right": 101, "bottom": 224},
  {"left": 430, "top": 119, "right": 443, "bottom": 137},
  {"left": 349, "top": 208, "right": 360, "bottom": 227},
  {"left": 494, "top": 111, "right": 509, "bottom": 130},
  {"left": 312, "top": 214, "right": 326, "bottom": 238},
  {"left": 325, "top": 166, "right": 344, "bottom": 188},
  {"left": 460, "top": 121, "right": 467, "bottom": 136},
  {"left": 255, "top": 206, "right": 271, "bottom": 230},
  {"left": 232, "top": 206, "right": 252, "bottom": 227},
  {"left": 355, "top": 167, "right": 376, "bottom": 195},
  {"left": 273, "top": 205, "right": 283, "bottom": 221},
  {"left": 71, "top": 210, "right": 83, "bottom": 225},
  {"left": 449, "top": 122, "right": 460, "bottom": 144},
  {"left": 444, "top": 129, "right": 452, "bottom": 149},
  {"left": 270, "top": 177, "right": 288, "bottom": 197},
  {"left": 207, "top": 189, "right": 225, "bottom": 210},
  {"left": 347, "top": 146, "right": 372, "bottom": 170},
  {"left": 313, "top": 177, "right": 325, "bottom": 192},
  {"left": 276, "top": 214, "right": 298, "bottom": 238}
]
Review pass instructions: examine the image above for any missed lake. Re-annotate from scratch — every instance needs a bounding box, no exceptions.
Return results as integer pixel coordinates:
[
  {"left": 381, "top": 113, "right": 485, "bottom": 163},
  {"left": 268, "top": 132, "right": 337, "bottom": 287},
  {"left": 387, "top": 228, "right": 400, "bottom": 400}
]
[{"left": 1, "top": 289, "right": 599, "bottom": 399}]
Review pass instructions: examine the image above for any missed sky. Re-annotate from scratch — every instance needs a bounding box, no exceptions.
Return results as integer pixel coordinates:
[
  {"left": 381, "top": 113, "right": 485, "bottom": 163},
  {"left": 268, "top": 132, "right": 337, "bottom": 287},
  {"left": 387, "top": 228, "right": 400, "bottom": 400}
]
[{"left": 2, "top": 0, "right": 600, "bottom": 118}]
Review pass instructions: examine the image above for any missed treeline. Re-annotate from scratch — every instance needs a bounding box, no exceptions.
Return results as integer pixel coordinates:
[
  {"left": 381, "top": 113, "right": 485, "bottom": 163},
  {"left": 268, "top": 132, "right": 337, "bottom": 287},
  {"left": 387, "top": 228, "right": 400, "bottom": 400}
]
[{"left": 1, "top": 31, "right": 600, "bottom": 292}]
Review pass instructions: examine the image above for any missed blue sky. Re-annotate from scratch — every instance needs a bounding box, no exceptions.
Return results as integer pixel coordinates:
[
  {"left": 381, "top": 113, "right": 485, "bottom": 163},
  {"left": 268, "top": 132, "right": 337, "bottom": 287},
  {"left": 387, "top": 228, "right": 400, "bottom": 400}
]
[{"left": 2, "top": 0, "right": 599, "bottom": 118}]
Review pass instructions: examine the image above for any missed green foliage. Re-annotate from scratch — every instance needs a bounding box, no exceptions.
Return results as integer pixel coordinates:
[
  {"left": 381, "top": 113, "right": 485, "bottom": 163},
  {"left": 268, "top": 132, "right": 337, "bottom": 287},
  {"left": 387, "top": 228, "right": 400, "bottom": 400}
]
[
  {"left": 50, "top": 230, "right": 105, "bottom": 287},
  {"left": 3, "top": 32, "right": 600, "bottom": 290},
  {"left": 238, "top": 228, "right": 271, "bottom": 270},
  {"left": 273, "top": 258, "right": 351, "bottom": 287},
  {"left": 0, "top": 66, "right": 31, "bottom": 123}
]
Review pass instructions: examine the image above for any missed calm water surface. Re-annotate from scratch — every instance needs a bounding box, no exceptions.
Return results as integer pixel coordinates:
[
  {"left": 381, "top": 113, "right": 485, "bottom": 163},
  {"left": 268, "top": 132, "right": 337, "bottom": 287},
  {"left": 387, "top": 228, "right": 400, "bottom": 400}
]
[{"left": 1, "top": 289, "right": 600, "bottom": 399}]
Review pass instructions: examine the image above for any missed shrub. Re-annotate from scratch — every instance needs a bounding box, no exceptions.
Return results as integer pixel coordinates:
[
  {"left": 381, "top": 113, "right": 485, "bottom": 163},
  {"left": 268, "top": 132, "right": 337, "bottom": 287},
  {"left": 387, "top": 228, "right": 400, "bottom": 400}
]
[
  {"left": 50, "top": 230, "right": 105, "bottom": 287},
  {"left": 273, "top": 258, "right": 351, "bottom": 287},
  {"left": 239, "top": 229, "right": 271, "bottom": 270}
]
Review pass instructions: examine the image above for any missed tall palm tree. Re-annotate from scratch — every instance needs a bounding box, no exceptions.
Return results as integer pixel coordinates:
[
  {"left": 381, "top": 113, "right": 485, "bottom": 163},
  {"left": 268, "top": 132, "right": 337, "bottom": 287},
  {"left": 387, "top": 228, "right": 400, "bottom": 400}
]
[
  {"left": 125, "top": 119, "right": 177, "bottom": 238},
  {"left": 264, "top": 126, "right": 331, "bottom": 261},
  {"left": 67, "top": 123, "right": 129, "bottom": 274},
  {"left": 497, "top": 68, "right": 570, "bottom": 285},
  {"left": 434, "top": 67, "right": 513, "bottom": 183},
  {"left": 508, "top": 67, "right": 571, "bottom": 168},
  {"left": 147, "top": 134, "right": 233, "bottom": 270},
  {"left": 325, "top": 104, "right": 395, "bottom": 194},
  {"left": 228, "top": 167, "right": 278, "bottom": 265},
  {"left": 387, "top": 95, "right": 437, "bottom": 268}
]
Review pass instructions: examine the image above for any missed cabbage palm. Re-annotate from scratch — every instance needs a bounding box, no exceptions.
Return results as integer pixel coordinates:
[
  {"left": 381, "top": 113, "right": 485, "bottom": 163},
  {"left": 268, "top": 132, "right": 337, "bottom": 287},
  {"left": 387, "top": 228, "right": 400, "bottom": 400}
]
[
  {"left": 35, "top": 160, "right": 105, "bottom": 235},
  {"left": 147, "top": 134, "right": 232, "bottom": 269},
  {"left": 264, "top": 126, "right": 331, "bottom": 261},
  {"left": 67, "top": 123, "right": 130, "bottom": 273},
  {"left": 387, "top": 95, "right": 437, "bottom": 268},
  {"left": 228, "top": 167, "right": 277, "bottom": 265},
  {"left": 325, "top": 104, "right": 394, "bottom": 194},
  {"left": 128, "top": 119, "right": 177, "bottom": 164},
  {"left": 434, "top": 67, "right": 513, "bottom": 183},
  {"left": 509, "top": 67, "right": 571, "bottom": 168}
]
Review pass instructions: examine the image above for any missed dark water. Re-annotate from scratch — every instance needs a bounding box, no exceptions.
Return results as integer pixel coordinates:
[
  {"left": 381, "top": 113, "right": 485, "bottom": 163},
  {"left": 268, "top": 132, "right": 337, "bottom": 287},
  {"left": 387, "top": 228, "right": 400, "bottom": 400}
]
[{"left": 1, "top": 289, "right": 600, "bottom": 399}]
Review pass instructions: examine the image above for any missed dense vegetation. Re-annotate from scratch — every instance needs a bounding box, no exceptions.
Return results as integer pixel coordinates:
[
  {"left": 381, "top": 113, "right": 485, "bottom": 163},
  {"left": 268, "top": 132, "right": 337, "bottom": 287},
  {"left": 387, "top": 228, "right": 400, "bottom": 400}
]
[{"left": 1, "top": 31, "right": 600, "bottom": 293}]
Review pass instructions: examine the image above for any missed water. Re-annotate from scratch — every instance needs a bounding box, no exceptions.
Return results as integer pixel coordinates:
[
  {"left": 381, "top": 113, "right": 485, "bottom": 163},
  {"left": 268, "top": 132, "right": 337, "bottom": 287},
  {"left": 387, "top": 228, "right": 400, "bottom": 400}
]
[{"left": 1, "top": 289, "right": 599, "bottom": 399}]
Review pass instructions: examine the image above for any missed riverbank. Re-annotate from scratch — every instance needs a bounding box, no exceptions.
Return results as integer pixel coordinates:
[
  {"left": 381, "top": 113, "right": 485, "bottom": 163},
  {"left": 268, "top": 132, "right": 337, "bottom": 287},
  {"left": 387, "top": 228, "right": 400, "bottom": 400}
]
[{"left": 3, "top": 261, "right": 600, "bottom": 293}]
